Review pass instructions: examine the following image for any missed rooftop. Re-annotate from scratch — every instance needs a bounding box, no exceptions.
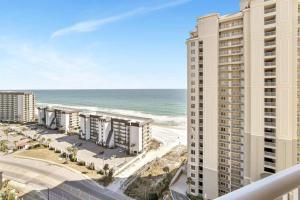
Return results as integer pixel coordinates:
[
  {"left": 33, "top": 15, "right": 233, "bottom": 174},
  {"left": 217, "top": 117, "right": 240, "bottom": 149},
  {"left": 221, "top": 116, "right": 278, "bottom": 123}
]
[
  {"left": 38, "top": 106, "right": 80, "bottom": 114},
  {"left": 0, "top": 91, "right": 35, "bottom": 95},
  {"left": 80, "top": 111, "right": 153, "bottom": 125}
]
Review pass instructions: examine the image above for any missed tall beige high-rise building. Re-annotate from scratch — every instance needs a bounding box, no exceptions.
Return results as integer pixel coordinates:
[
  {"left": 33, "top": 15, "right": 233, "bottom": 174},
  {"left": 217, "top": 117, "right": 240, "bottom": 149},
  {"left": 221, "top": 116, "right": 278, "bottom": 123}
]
[
  {"left": 187, "top": 0, "right": 300, "bottom": 199},
  {"left": 0, "top": 91, "right": 36, "bottom": 123}
]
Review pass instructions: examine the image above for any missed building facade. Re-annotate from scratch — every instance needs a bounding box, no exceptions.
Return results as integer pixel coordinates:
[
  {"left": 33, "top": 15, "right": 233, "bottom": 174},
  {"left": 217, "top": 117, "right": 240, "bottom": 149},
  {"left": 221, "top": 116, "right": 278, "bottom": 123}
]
[
  {"left": 37, "top": 107, "right": 79, "bottom": 133},
  {"left": 187, "top": 0, "right": 299, "bottom": 198},
  {"left": 0, "top": 91, "right": 35, "bottom": 123},
  {"left": 79, "top": 113, "right": 152, "bottom": 154}
]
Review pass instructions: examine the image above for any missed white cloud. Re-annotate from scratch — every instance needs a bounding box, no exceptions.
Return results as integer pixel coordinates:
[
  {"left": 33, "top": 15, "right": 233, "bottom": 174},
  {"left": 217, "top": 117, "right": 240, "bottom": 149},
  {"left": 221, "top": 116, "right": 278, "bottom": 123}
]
[
  {"left": 0, "top": 38, "right": 107, "bottom": 89},
  {"left": 51, "top": 0, "right": 191, "bottom": 38}
]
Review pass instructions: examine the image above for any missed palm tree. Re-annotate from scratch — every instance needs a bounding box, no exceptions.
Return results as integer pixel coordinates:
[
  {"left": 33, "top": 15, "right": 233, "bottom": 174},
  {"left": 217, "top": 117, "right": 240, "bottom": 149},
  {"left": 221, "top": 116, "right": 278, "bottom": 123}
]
[
  {"left": 3, "top": 129, "right": 9, "bottom": 141},
  {"left": 103, "top": 164, "right": 109, "bottom": 176},
  {"left": 40, "top": 137, "right": 45, "bottom": 146},
  {"left": 46, "top": 138, "right": 51, "bottom": 147},
  {"left": 66, "top": 146, "right": 78, "bottom": 161},
  {"left": 33, "top": 134, "right": 37, "bottom": 140},
  {"left": 0, "top": 140, "right": 8, "bottom": 153},
  {"left": 163, "top": 166, "right": 170, "bottom": 174},
  {"left": 13, "top": 141, "right": 17, "bottom": 150},
  {"left": 66, "top": 146, "right": 72, "bottom": 161}
]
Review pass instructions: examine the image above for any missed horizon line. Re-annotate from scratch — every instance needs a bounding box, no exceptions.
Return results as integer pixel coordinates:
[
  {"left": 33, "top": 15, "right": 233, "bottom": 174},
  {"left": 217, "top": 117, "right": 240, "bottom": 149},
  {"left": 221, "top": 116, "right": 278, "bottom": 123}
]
[{"left": 0, "top": 88, "right": 187, "bottom": 90}]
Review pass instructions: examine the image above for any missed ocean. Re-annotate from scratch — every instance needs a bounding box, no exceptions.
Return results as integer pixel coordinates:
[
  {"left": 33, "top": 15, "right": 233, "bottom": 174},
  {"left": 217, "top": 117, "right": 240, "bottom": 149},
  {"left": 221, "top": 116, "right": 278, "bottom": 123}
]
[{"left": 33, "top": 89, "right": 187, "bottom": 145}]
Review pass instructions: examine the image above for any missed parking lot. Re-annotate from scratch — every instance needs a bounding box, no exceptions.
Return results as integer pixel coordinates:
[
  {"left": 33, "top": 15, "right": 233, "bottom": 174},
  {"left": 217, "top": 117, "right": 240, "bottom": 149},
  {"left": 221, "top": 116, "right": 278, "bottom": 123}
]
[
  {"left": 9, "top": 124, "right": 134, "bottom": 171},
  {"left": 0, "top": 123, "right": 31, "bottom": 153}
]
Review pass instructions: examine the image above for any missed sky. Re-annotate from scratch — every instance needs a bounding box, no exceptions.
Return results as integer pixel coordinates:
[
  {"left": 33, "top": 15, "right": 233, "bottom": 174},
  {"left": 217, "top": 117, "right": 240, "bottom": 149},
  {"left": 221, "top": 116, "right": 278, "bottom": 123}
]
[{"left": 0, "top": 0, "right": 240, "bottom": 89}]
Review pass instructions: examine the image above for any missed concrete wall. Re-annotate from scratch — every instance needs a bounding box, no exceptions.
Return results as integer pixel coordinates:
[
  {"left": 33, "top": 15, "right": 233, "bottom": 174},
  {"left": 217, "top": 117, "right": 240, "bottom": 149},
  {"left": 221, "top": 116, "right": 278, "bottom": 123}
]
[{"left": 198, "top": 14, "right": 219, "bottom": 199}]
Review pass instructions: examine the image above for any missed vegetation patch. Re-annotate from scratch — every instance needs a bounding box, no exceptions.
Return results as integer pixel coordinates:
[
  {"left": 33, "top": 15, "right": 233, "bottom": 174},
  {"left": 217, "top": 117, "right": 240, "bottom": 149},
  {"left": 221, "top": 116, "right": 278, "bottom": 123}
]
[
  {"left": 148, "top": 139, "right": 162, "bottom": 151},
  {"left": 0, "top": 180, "right": 20, "bottom": 200},
  {"left": 125, "top": 145, "right": 187, "bottom": 200}
]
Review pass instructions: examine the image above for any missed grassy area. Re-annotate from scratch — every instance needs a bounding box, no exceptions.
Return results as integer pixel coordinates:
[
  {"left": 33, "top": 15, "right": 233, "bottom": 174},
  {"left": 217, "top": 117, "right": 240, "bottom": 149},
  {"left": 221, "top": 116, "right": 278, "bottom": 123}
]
[
  {"left": 15, "top": 147, "right": 102, "bottom": 180},
  {"left": 148, "top": 139, "right": 162, "bottom": 151},
  {"left": 125, "top": 145, "right": 187, "bottom": 200},
  {"left": 0, "top": 180, "right": 20, "bottom": 200}
]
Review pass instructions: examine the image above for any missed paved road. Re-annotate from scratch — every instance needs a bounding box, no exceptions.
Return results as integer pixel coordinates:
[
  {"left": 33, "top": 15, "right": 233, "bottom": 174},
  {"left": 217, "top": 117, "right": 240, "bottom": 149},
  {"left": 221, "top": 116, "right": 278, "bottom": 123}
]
[
  {"left": 170, "top": 190, "right": 189, "bottom": 200},
  {"left": 0, "top": 155, "right": 131, "bottom": 200}
]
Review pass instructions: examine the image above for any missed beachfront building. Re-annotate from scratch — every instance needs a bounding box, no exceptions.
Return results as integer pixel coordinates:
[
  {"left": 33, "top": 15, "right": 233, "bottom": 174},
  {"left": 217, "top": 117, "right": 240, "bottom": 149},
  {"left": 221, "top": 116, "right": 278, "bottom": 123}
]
[
  {"left": 37, "top": 107, "right": 79, "bottom": 133},
  {"left": 79, "top": 113, "right": 152, "bottom": 154},
  {"left": 187, "top": 0, "right": 300, "bottom": 199},
  {"left": 0, "top": 91, "right": 36, "bottom": 123}
]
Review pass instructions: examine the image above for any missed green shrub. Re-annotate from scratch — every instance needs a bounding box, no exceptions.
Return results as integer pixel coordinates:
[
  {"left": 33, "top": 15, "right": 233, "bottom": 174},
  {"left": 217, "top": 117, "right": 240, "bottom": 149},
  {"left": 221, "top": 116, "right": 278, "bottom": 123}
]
[
  {"left": 87, "top": 162, "right": 95, "bottom": 170},
  {"left": 70, "top": 156, "right": 77, "bottom": 162},
  {"left": 78, "top": 161, "right": 85, "bottom": 166},
  {"left": 54, "top": 149, "right": 61, "bottom": 153},
  {"left": 148, "top": 193, "right": 158, "bottom": 200},
  {"left": 97, "top": 169, "right": 104, "bottom": 175}
]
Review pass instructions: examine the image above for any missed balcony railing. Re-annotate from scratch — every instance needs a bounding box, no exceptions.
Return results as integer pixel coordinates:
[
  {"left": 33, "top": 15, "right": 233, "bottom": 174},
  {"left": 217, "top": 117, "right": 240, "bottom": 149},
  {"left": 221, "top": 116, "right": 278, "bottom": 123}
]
[
  {"left": 265, "top": 41, "right": 276, "bottom": 46},
  {"left": 265, "top": 151, "right": 276, "bottom": 157},
  {"left": 265, "top": 141, "right": 276, "bottom": 147},
  {"left": 265, "top": 62, "right": 276, "bottom": 66},
  {"left": 216, "top": 163, "right": 300, "bottom": 200},
  {"left": 265, "top": 92, "right": 276, "bottom": 96},
  {"left": 265, "top": 31, "right": 276, "bottom": 36},
  {"left": 265, "top": 19, "right": 276, "bottom": 25},
  {"left": 264, "top": 161, "right": 276, "bottom": 167},
  {"left": 265, "top": 112, "right": 276, "bottom": 116},
  {"left": 265, "top": 102, "right": 276, "bottom": 106},
  {"left": 265, "top": 51, "right": 275, "bottom": 56},
  {"left": 265, "top": 132, "right": 276, "bottom": 137},
  {"left": 264, "top": 8, "right": 276, "bottom": 14},
  {"left": 264, "top": 72, "right": 276, "bottom": 76},
  {"left": 264, "top": 82, "right": 276, "bottom": 86}
]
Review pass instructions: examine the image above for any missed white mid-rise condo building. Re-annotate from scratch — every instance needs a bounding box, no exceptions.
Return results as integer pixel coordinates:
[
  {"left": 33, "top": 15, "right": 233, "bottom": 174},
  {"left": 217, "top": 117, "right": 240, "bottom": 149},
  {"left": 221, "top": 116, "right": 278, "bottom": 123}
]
[
  {"left": 0, "top": 91, "right": 35, "bottom": 123},
  {"left": 79, "top": 113, "right": 152, "bottom": 154},
  {"left": 187, "top": 0, "right": 300, "bottom": 199},
  {"left": 37, "top": 107, "right": 79, "bottom": 133}
]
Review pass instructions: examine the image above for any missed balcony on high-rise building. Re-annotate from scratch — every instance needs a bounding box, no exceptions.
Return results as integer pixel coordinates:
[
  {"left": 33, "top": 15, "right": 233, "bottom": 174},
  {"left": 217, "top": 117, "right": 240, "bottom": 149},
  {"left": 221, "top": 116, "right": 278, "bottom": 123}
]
[{"left": 216, "top": 164, "right": 300, "bottom": 200}]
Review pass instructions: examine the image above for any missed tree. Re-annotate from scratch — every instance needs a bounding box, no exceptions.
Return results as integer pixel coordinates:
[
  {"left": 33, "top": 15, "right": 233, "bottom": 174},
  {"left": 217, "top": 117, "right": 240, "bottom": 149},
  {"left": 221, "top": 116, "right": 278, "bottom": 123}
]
[
  {"left": 46, "top": 138, "right": 51, "bottom": 147},
  {"left": 3, "top": 129, "right": 9, "bottom": 141},
  {"left": 66, "top": 146, "right": 78, "bottom": 161},
  {"left": 0, "top": 140, "right": 8, "bottom": 153},
  {"left": 148, "top": 193, "right": 158, "bottom": 200},
  {"left": 40, "top": 137, "right": 45, "bottom": 146},
  {"left": 108, "top": 168, "right": 114, "bottom": 178},
  {"left": 33, "top": 134, "right": 37, "bottom": 140},
  {"left": 103, "top": 164, "right": 109, "bottom": 176},
  {"left": 163, "top": 166, "right": 170, "bottom": 174},
  {"left": 13, "top": 141, "right": 17, "bottom": 150}
]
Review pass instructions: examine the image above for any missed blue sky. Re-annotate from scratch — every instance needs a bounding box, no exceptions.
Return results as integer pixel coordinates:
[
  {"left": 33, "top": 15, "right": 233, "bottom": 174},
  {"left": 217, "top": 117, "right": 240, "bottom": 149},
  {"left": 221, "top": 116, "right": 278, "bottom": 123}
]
[{"left": 0, "top": 0, "right": 239, "bottom": 89}]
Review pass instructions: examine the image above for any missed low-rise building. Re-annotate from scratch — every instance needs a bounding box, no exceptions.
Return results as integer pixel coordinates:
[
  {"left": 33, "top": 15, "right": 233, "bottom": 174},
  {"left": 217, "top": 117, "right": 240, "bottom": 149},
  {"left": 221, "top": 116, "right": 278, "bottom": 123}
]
[
  {"left": 37, "top": 107, "right": 79, "bottom": 133},
  {"left": 79, "top": 112, "right": 152, "bottom": 154},
  {"left": 0, "top": 91, "right": 36, "bottom": 123}
]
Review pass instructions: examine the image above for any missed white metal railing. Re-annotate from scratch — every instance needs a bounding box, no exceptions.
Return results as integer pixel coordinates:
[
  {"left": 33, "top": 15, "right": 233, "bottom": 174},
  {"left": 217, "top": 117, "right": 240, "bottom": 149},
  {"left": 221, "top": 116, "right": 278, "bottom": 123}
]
[
  {"left": 216, "top": 163, "right": 300, "bottom": 200},
  {"left": 265, "top": 19, "right": 276, "bottom": 25},
  {"left": 265, "top": 41, "right": 276, "bottom": 46},
  {"left": 264, "top": 72, "right": 276, "bottom": 76},
  {"left": 264, "top": 102, "right": 276, "bottom": 106},
  {"left": 264, "top": 82, "right": 276, "bottom": 87},
  {"left": 264, "top": 7, "right": 276, "bottom": 14},
  {"left": 265, "top": 31, "right": 276, "bottom": 36},
  {"left": 265, "top": 62, "right": 276, "bottom": 66}
]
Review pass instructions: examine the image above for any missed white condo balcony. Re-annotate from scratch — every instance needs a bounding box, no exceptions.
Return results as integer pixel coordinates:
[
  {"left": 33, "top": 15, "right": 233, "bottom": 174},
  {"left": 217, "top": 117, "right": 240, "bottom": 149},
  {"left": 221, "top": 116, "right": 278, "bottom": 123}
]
[{"left": 216, "top": 164, "right": 300, "bottom": 200}]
